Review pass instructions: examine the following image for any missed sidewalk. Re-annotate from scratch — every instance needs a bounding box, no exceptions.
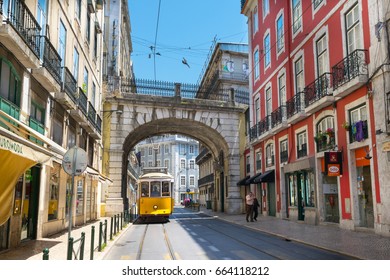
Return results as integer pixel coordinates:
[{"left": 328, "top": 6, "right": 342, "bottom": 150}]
[{"left": 1, "top": 207, "right": 390, "bottom": 260}]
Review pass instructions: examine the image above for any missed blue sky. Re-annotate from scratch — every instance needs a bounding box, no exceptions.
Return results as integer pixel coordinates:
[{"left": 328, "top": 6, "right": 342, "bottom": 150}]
[{"left": 128, "top": 0, "right": 248, "bottom": 84}]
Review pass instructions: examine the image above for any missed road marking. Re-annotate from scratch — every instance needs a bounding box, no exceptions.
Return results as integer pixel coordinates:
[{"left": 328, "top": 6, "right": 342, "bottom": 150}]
[
  {"left": 208, "top": 245, "right": 219, "bottom": 252},
  {"left": 120, "top": 255, "right": 131, "bottom": 260},
  {"left": 197, "top": 238, "right": 207, "bottom": 243}
]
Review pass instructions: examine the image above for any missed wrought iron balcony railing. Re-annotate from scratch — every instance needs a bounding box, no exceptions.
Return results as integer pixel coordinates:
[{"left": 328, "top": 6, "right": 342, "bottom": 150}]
[
  {"left": 88, "top": 101, "right": 96, "bottom": 125},
  {"left": 315, "top": 135, "right": 335, "bottom": 152},
  {"left": 280, "top": 150, "right": 288, "bottom": 163},
  {"left": 286, "top": 92, "right": 304, "bottom": 118},
  {"left": 95, "top": 115, "right": 102, "bottom": 134},
  {"left": 61, "top": 67, "right": 78, "bottom": 103},
  {"left": 78, "top": 87, "right": 88, "bottom": 116},
  {"left": 198, "top": 173, "right": 214, "bottom": 186},
  {"left": 40, "top": 36, "right": 62, "bottom": 84},
  {"left": 241, "top": 0, "right": 247, "bottom": 10},
  {"left": 304, "top": 72, "right": 332, "bottom": 107},
  {"left": 297, "top": 143, "right": 307, "bottom": 158},
  {"left": 1, "top": 0, "right": 41, "bottom": 57},
  {"left": 332, "top": 49, "right": 368, "bottom": 90},
  {"left": 271, "top": 105, "right": 287, "bottom": 128}
]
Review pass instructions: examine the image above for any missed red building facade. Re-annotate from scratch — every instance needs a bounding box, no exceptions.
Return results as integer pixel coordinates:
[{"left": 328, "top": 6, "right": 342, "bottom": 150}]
[{"left": 241, "top": 0, "right": 380, "bottom": 231}]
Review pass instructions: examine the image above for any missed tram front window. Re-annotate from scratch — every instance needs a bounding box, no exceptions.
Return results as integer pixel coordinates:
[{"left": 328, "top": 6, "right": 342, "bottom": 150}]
[
  {"left": 151, "top": 182, "right": 161, "bottom": 197},
  {"left": 162, "top": 182, "right": 170, "bottom": 197},
  {"left": 141, "top": 183, "right": 149, "bottom": 197}
]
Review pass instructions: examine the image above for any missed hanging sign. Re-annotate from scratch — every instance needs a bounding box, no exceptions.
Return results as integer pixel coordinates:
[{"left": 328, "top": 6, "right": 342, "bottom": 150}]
[{"left": 324, "top": 151, "right": 343, "bottom": 176}]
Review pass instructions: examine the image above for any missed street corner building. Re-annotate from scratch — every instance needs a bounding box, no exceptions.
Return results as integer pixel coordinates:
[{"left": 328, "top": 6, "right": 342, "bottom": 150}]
[{"left": 240, "top": 0, "right": 390, "bottom": 236}]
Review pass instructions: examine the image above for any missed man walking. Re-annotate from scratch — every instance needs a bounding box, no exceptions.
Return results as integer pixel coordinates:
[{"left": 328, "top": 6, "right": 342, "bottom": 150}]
[{"left": 245, "top": 192, "right": 254, "bottom": 222}]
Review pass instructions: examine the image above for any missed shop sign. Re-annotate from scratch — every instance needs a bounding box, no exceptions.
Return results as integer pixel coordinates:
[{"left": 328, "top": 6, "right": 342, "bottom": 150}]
[
  {"left": 324, "top": 152, "right": 343, "bottom": 176},
  {"left": 0, "top": 135, "right": 23, "bottom": 155}
]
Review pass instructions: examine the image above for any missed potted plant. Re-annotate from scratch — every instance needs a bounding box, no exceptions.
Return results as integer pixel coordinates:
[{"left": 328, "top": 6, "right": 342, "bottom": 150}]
[{"left": 342, "top": 121, "right": 350, "bottom": 131}]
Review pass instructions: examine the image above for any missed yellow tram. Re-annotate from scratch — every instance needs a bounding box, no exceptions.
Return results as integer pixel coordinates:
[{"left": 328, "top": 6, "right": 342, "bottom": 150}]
[{"left": 137, "top": 167, "right": 174, "bottom": 221}]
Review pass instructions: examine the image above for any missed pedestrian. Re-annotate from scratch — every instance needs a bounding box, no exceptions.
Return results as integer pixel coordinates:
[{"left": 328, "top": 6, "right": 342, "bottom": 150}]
[
  {"left": 253, "top": 197, "right": 260, "bottom": 221},
  {"left": 245, "top": 192, "right": 254, "bottom": 222}
]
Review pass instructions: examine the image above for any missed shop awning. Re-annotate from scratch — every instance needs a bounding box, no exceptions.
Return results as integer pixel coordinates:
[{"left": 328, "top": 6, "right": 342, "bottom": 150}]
[
  {"left": 253, "top": 169, "right": 275, "bottom": 183},
  {"left": 236, "top": 175, "right": 250, "bottom": 186},
  {"left": 247, "top": 173, "right": 262, "bottom": 184},
  {"left": 0, "top": 133, "right": 52, "bottom": 226}
]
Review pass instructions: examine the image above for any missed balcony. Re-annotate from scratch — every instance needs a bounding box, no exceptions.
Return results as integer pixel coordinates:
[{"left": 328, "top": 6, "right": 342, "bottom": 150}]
[
  {"left": 32, "top": 36, "right": 62, "bottom": 93},
  {"left": 304, "top": 73, "right": 335, "bottom": 114},
  {"left": 198, "top": 173, "right": 214, "bottom": 186},
  {"left": 286, "top": 91, "right": 307, "bottom": 124},
  {"left": 280, "top": 150, "right": 288, "bottom": 163},
  {"left": 95, "top": 115, "right": 102, "bottom": 135},
  {"left": 315, "top": 132, "right": 335, "bottom": 152},
  {"left": 349, "top": 120, "right": 368, "bottom": 144},
  {"left": 271, "top": 105, "right": 288, "bottom": 134},
  {"left": 297, "top": 143, "right": 307, "bottom": 158},
  {"left": 0, "top": 0, "right": 41, "bottom": 68},
  {"left": 69, "top": 87, "right": 88, "bottom": 125},
  {"left": 55, "top": 67, "right": 78, "bottom": 110},
  {"left": 87, "top": 101, "right": 101, "bottom": 139},
  {"left": 332, "top": 49, "right": 368, "bottom": 99},
  {"left": 240, "top": 0, "right": 247, "bottom": 11},
  {"left": 29, "top": 116, "right": 44, "bottom": 146},
  {"left": 0, "top": 96, "right": 20, "bottom": 130}
]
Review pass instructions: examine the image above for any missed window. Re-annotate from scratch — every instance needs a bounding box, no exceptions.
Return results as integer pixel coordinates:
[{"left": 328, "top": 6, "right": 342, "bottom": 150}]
[
  {"left": 278, "top": 73, "right": 286, "bottom": 106},
  {"left": 52, "top": 114, "right": 63, "bottom": 145},
  {"left": 253, "top": 6, "right": 258, "bottom": 34},
  {"left": 313, "top": 0, "right": 323, "bottom": 10},
  {"left": 276, "top": 14, "right": 284, "bottom": 52},
  {"left": 0, "top": 59, "right": 21, "bottom": 107},
  {"left": 180, "top": 159, "right": 186, "bottom": 169},
  {"left": 349, "top": 105, "right": 368, "bottom": 142},
  {"left": 164, "top": 159, "right": 169, "bottom": 169},
  {"left": 141, "top": 182, "right": 149, "bottom": 197},
  {"left": 254, "top": 49, "right": 259, "bottom": 79},
  {"left": 148, "top": 147, "right": 153, "bottom": 155},
  {"left": 73, "top": 48, "right": 79, "bottom": 81},
  {"left": 59, "top": 20, "right": 67, "bottom": 69},
  {"left": 246, "top": 155, "right": 250, "bottom": 173},
  {"left": 148, "top": 161, "right": 153, "bottom": 167},
  {"left": 180, "top": 144, "right": 186, "bottom": 154},
  {"left": 180, "top": 176, "right": 186, "bottom": 187},
  {"left": 256, "top": 150, "right": 262, "bottom": 171},
  {"left": 189, "top": 160, "right": 195, "bottom": 169},
  {"left": 189, "top": 145, "right": 194, "bottom": 154},
  {"left": 345, "top": 4, "right": 361, "bottom": 54},
  {"left": 292, "top": 0, "right": 302, "bottom": 34},
  {"left": 67, "top": 127, "right": 76, "bottom": 148},
  {"left": 264, "top": 33, "right": 271, "bottom": 67},
  {"left": 297, "top": 131, "right": 307, "bottom": 158},
  {"left": 76, "top": 179, "right": 84, "bottom": 215},
  {"left": 280, "top": 140, "right": 288, "bottom": 163},
  {"left": 263, "top": 0, "right": 270, "bottom": 18},
  {"left": 295, "top": 57, "right": 304, "bottom": 93},
  {"left": 266, "top": 143, "right": 274, "bottom": 167},
  {"left": 91, "top": 82, "right": 96, "bottom": 107},
  {"left": 93, "top": 31, "right": 98, "bottom": 59},
  {"left": 255, "top": 97, "right": 260, "bottom": 123},
  {"left": 266, "top": 87, "right": 272, "bottom": 117},
  {"left": 83, "top": 67, "right": 89, "bottom": 93},
  {"left": 189, "top": 176, "right": 195, "bottom": 187},
  {"left": 75, "top": 0, "right": 81, "bottom": 21},
  {"left": 48, "top": 163, "right": 60, "bottom": 221},
  {"left": 316, "top": 116, "right": 335, "bottom": 151},
  {"left": 316, "top": 35, "right": 328, "bottom": 77},
  {"left": 86, "top": 11, "right": 91, "bottom": 42},
  {"left": 165, "top": 144, "right": 169, "bottom": 153}
]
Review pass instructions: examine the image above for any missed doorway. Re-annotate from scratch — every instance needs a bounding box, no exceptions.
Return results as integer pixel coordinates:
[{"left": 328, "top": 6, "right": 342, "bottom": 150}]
[
  {"left": 357, "top": 166, "right": 374, "bottom": 227},
  {"left": 20, "top": 167, "right": 40, "bottom": 241},
  {"left": 267, "top": 182, "right": 276, "bottom": 216}
]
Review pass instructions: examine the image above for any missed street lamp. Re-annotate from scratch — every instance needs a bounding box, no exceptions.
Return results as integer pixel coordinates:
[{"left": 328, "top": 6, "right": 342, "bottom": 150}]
[{"left": 102, "top": 109, "right": 123, "bottom": 117}]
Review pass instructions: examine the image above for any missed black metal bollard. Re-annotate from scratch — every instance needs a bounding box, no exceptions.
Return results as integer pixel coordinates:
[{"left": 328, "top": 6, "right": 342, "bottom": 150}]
[
  {"left": 67, "top": 237, "right": 74, "bottom": 260},
  {"left": 98, "top": 222, "right": 103, "bottom": 252},
  {"left": 104, "top": 219, "right": 108, "bottom": 244},
  {"left": 80, "top": 232, "right": 85, "bottom": 260},
  {"left": 110, "top": 216, "right": 113, "bottom": 240},
  {"left": 113, "top": 215, "right": 117, "bottom": 235},
  {"left": 42, "top": 248, "right": 49, "bottom": 260},
  {"left": 90, "top": 226, "right": 95, "bottom": 260},
  {"left": 120, "top": 212, "right": 123, "bottom": 230}
]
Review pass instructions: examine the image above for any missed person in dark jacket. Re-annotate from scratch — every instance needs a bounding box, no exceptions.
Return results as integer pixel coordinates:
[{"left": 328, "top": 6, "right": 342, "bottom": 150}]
[{"left": 253, "top": 197, "right": 260, "bottom": 221}]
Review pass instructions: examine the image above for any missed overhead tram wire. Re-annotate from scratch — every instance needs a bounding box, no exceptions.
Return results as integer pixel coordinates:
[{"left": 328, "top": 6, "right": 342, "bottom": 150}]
[{"left": 153, "top": 0, "right": 162, "bottom": 80}]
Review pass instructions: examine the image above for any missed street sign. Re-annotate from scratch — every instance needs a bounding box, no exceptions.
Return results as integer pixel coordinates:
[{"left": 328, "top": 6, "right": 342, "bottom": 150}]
[{"left": 62, "top": 146, "right": 88, "bottom": 176}]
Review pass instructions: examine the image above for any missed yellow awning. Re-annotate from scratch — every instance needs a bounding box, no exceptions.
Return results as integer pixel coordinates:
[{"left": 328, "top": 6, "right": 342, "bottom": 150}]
[{"left": 0, "top": 134, "right": 51, "bottom": 226}]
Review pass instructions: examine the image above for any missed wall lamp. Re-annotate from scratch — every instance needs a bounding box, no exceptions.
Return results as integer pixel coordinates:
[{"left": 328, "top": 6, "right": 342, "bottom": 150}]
[{"left": 102, "top": 109, "right": 123, "bottom": 117}]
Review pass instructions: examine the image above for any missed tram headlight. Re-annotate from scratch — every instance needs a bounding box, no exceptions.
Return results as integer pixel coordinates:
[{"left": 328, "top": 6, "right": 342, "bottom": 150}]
[{"left": 153, "top": 205, "right": 158, "bottom": 210}]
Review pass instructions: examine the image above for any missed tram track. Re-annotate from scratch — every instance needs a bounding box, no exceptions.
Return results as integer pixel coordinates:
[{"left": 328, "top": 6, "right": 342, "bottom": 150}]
[{"left": 136, "top": 223, "right": 176, "bottom": 260}]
